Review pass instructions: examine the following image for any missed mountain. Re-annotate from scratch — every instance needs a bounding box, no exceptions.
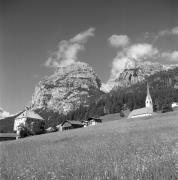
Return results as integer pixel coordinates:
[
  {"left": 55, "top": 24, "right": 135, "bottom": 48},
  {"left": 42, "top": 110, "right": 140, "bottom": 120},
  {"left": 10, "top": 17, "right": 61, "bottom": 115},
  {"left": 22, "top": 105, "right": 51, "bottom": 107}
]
[
  {"left": 101, "top": 61, "right": 178, "bottom": 92},
  {"left": 65, "top": 66, "right": 178, "bottom": 122},
  {"left": 31, "top": 62, "right": 103, "bottom": 115}
]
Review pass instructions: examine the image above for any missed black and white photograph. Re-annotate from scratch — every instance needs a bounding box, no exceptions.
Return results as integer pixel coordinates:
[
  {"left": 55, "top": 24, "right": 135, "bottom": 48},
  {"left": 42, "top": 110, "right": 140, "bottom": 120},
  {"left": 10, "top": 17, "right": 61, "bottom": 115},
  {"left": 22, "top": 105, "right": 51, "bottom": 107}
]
[{"left": 0, "top": 0, "right": 178, "bottom": 179}]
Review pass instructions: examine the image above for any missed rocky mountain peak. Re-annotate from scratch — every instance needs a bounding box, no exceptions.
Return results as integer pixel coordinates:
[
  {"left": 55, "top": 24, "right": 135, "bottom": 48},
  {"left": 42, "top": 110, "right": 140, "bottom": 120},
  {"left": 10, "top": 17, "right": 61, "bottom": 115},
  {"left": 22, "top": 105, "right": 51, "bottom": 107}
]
[
  {"left": 101, "top": 61, "right": 178, "bottom": 92},
  {"left": 31, "top": 62, "right": 102, "bottom": 114}
]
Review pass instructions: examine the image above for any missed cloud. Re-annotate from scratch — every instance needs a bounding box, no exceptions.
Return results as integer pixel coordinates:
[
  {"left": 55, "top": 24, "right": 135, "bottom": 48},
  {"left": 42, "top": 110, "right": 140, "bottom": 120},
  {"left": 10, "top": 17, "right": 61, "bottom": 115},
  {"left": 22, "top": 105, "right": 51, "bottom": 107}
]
[
  {"left": 151, "top": 25, "right": 178, "bottom": 42},
  {"left": 110, "top": 52, "right": 134, "bottom": 80},
  {"left": 171, "top": 26, "right": 178, "bottom": 35},
  {"left": 127, "top": 43, "right": 158, "bottom": 60},
  {"left": 108, "top": 35, "right": 130, "bottom": 48},
  {"left": 158, "top": 25, "right": 178, "bottom": 37},
  {"left": 0, "top": 108, "right": 10, "bottom": 118},
  {"left": 45, "top": 27, "right": 95, "bottom": 67},
  {"left": 70, "top": 28, "right": 95, "bottom": 43},
  {"left": 161, "top": 51, "right": 178, "bottom": 61},
  {"left": 108, "top": 43, "right": 158, "bottom": 82}
]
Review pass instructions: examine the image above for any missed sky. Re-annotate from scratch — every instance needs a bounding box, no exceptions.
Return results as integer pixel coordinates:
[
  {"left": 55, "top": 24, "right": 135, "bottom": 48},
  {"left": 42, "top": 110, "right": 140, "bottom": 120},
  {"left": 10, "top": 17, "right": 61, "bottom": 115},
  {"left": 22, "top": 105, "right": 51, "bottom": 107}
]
[{"left": 1, "top": 0, "right": 178, "bottom": 113}]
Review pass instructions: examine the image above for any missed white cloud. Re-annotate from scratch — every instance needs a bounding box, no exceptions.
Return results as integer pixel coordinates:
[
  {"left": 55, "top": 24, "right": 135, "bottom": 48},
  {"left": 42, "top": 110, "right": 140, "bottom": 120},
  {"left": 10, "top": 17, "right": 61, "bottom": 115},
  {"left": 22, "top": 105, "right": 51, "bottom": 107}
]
[
  {"left": 70, "top": 27, "right": 95, "bottom": 43},
  {"left": 161, "top": 51, "right": 178, "bottom": 61},
  {"left": 0, "top": 108, "right": 10, "bottom": 118},
  {"left": 108, "top": 35, "right": 130, "bottom": 48},
  {"left": 45, "top": 27, "right": 95, "bottom": 68},
  {"left": 110, "top": 52, "right": 134, "bottom": 80},
  {"left": 158, "top": 29, "right": 168, "bottom": 36},
  {"left": 171, "top": 26, "right": 178, "bottom": 35},
  {"left": 127, "top": 43, "right": 158, "bottom": 60},
  {"left": 158, "top": 25, "right": 178, "bottom": 37}
]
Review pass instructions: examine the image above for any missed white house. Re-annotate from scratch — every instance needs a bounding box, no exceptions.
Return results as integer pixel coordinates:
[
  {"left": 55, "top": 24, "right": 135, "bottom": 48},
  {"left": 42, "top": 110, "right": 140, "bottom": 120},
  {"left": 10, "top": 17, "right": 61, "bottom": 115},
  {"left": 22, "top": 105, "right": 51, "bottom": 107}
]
[
  {"left": 172, "top": 102, "right": 178, "bottom": 108},
  {"left": 172, "top": 102, "right": 178, "bottom": 111},
  {"left": 128, "top": 83, "right": 153, "bottom": 118},
  {"left": 14, "top": 110, "right": 45, "bottom": 135}
]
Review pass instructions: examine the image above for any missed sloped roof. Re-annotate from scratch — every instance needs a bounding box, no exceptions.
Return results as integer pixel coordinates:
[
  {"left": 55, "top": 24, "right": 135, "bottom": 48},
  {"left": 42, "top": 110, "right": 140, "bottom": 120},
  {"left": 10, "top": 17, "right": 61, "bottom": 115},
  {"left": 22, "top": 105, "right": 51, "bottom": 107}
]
[
  {"left": 61, "top": 120, "right": 83, "bottom": 126},
  {"left": 62, "top": 122, "right": 72, "bottom": 128},
  {"left": 68, "top": 120, "right": 83, "bottom": 125},
  {"left": 128, "top": 107, "right": 152, "bottom": 118},
  {"left": 15, "top": 110, "right": 44, "bottom": 120},
  {"left": 87, "top": 117, "right": 102, "bottom": 122}
]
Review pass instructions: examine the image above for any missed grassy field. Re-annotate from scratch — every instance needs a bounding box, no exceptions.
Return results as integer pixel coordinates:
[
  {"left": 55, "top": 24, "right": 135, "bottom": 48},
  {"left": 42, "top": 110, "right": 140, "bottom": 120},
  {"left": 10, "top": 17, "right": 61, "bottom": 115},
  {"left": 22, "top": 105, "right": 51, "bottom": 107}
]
[{"left": 1, "top": 112, "right": 178, "bottom": 180}]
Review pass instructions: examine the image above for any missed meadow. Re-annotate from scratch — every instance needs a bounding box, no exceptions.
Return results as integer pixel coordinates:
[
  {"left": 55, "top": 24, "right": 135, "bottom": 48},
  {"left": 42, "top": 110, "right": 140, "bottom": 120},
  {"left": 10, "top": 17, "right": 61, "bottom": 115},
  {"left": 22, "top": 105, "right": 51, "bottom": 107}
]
[{"left": 1, "top": 111, "right": 178, "bottom": 180}]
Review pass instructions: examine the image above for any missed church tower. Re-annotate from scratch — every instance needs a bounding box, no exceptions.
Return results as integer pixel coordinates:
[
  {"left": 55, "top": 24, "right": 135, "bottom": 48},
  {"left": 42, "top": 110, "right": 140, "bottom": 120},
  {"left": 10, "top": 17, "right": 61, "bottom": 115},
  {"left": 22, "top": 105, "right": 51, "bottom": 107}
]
[{"left": 145, "top": 82, "right": 153, "bottom": 110}]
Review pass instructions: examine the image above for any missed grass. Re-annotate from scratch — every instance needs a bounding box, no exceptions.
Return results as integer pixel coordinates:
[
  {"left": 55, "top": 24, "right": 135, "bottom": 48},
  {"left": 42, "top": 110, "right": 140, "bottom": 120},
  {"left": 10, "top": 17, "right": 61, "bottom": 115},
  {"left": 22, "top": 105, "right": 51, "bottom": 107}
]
[{"left": 1, "top": 111, "right": 178, "bottom": 180}]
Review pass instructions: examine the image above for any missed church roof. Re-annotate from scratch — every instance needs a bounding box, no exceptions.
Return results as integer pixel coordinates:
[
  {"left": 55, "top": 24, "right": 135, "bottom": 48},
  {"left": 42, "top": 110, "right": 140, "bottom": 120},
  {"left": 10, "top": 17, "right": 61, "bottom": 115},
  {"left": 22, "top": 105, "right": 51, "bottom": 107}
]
[
  {"left": 128, "top": 107, "right": 153, "bottom": 118},
  {"left": 15, "top": 110, "right": 44, "bottom": 120}
]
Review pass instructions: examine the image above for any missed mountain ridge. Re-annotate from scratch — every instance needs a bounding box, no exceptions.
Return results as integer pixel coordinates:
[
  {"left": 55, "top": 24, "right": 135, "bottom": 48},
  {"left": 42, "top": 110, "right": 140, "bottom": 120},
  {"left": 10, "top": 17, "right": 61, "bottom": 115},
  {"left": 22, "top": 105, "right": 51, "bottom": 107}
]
[{"left": 101, "top": 61, "right": 178, "bottom": 92}]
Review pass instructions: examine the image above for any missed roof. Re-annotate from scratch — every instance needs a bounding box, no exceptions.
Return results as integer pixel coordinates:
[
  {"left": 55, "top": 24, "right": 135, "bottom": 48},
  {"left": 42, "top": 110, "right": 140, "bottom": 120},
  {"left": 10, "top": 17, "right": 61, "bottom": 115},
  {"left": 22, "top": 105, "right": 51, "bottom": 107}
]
[
  {"left": 62, "top": 122, "right": 72, "bottom": 128},
  {"left": 15, "top": 110, "right": 44, "bottom": 120},
  {"left": 61, "top": 120, "right": 83, "bottom": 126},
  {"left": 128, "top": 107, "right": 153, "bottom": 118},
  {"left": 87, "top": 117, "right": 102, "bottom": 122}
]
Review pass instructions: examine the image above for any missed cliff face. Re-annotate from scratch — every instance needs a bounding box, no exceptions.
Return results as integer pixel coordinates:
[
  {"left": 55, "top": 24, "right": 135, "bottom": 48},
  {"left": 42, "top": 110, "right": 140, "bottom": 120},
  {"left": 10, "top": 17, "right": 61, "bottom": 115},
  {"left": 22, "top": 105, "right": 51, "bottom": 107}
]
[
  {"left": 101, "top": 61, "right": 178, "bottom": 92},
  {"left": 31, "top": 62, "right": 102, "bottom": 114}
]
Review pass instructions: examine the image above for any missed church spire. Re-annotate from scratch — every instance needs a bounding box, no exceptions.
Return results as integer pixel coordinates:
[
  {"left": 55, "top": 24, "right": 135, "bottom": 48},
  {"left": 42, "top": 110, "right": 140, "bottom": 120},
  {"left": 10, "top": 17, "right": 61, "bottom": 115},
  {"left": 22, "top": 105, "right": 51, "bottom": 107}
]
[
  {"left": 147, "top": 82, "right": 150, "bottom": 97},
  {"left": 145, "top": 82, "right": 153, "bottom": 110}
]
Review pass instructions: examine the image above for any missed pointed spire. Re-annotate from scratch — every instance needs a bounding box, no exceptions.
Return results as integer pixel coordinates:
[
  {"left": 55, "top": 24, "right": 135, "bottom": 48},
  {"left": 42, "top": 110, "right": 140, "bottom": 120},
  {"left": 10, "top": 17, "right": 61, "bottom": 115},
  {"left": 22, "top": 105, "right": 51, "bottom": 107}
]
[
  {"left": 147, "top": 82, "right": 150, "bottom": 97},
  {"left": 145, "top": 81, "right": 153, "bottom": 111}
]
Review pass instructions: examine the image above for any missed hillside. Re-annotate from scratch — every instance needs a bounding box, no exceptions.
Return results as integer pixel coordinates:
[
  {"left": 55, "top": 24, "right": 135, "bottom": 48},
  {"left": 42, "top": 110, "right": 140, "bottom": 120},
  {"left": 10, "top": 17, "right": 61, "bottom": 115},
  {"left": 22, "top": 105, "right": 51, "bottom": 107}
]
[
  {"left": 1, "top": 67, "right": 178, "bottom": 133},
  {"left": 1, "top": 111, "right": 178, "bottom": 180},
  {"left": 59, "top": 67, "right": 178, "bottom": 123}
]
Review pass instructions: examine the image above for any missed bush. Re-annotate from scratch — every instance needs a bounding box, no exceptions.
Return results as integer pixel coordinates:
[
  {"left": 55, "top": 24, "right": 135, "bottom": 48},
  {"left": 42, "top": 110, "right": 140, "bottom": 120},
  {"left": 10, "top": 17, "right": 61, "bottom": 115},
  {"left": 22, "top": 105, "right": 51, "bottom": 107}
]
[{"left": 120, "top": 110, "right": 125, "bottom": 117}]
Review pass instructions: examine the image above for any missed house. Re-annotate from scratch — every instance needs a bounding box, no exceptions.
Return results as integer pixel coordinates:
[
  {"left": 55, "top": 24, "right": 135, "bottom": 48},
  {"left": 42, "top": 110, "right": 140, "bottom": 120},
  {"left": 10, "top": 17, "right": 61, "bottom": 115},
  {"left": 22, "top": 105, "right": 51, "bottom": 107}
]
[
  {"left": 128, "top": 83, "right": 153, "bottom": 118},
  {"left": 172, "top": 102, "right": 178, "bottom": 111},
  {"left": 59, "top": 120, "right": 84, "bottom": 131},
  {"left": 172, "top": 102, "right": 178, "bottom": 108},
  {"left": 13, "top": 110, "right": 45, "bottom": 135},
  {"left": 83, "top": 117, "right": 102, "bottom": 127}
]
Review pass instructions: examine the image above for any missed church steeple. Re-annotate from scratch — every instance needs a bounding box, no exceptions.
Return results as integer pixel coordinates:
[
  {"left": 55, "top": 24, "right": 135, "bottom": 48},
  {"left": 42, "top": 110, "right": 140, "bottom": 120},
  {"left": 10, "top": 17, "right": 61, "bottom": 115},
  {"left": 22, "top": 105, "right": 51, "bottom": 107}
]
[{"left": 145, "top": 82, "right": 153, "bottom": 110}]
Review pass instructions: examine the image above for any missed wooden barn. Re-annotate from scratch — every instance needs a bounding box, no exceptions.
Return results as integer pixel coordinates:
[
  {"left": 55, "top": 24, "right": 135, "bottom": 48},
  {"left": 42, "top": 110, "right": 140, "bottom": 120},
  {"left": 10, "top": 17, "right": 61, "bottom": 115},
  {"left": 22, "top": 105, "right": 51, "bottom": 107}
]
[
  {"left": 59, "top": 120, "right": 84, "bottom": 131},
  {"left": 83, "top": 117, "right": 102, "bottom": 127},
  {"left": 13, "top": 110, "right": 45, "bottom": 135}
]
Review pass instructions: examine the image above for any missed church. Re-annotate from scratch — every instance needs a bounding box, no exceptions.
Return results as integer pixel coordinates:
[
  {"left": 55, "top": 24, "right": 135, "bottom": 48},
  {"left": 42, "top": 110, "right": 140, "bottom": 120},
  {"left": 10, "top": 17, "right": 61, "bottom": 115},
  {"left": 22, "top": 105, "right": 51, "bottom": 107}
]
[{"left": 128, "top": 83, "right": 153, "bottom": 118}]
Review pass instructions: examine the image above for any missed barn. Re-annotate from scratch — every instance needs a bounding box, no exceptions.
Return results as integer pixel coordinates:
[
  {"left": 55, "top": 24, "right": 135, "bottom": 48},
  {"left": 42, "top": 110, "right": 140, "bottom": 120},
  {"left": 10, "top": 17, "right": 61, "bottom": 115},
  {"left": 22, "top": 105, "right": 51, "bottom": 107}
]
[
  {"left": 83, "top": 117, "right": 102, "bottom": 127},
  {"left": 59, "top": 120, "right": 84, "bottom": 131},
  {"left": 13, "top": 110, "right": 45, "bottom": 135}
]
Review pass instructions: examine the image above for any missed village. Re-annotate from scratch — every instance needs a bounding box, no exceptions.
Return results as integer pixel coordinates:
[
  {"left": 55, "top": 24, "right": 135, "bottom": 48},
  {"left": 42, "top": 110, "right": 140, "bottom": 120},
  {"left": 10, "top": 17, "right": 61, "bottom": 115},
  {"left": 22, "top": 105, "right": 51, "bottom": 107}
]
[
  {"left": 2, "top": 1, "right": 178, "bottom": 178},
  {"left": 1, "top": 83, "right": 178, "bottom": 141}
]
